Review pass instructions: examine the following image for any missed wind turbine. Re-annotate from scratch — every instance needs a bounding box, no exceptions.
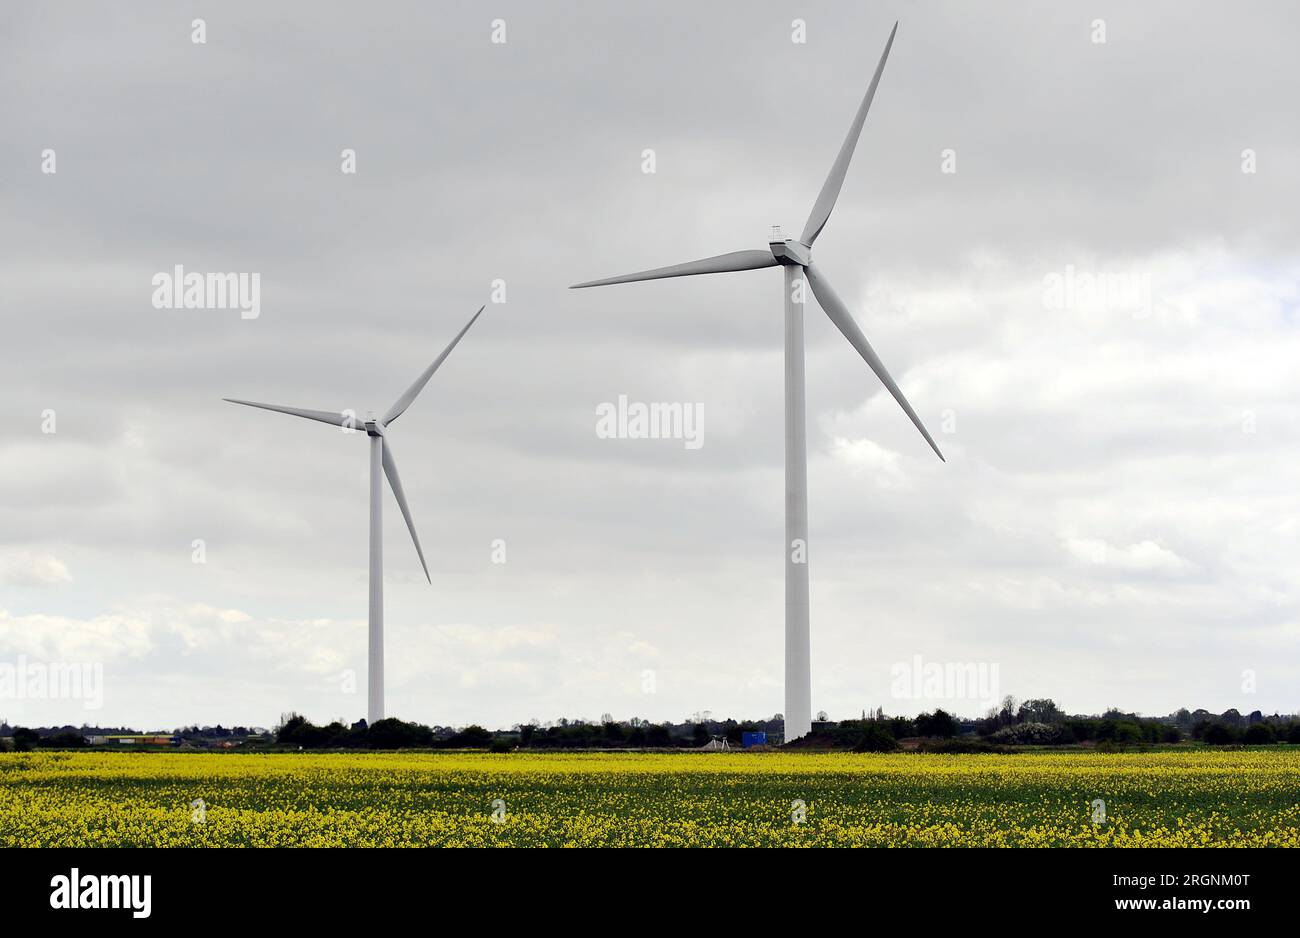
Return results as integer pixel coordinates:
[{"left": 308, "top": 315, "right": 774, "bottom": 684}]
[
  {"left": 225, "top": 306, "right": 486, "bottom": 724},
  {"left": 570, "top": 22, "right": 942, "bottom": 742}
]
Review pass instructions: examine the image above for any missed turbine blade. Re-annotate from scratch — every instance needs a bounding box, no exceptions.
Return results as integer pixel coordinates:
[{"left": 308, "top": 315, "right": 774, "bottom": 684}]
[
  {"left": 803, "top": 262, "right": 944, "bottom": 461},
  {"left": 223, "top": 398, "right": 359, "bottom": 430},
  {"left": 570, "top": 250, "right": 778, "bottom": 289},
  {"left": 381, "top": 438, "right": 430, "bottom": 583},
  {"left": 800, "top": 21, "right": 898, "bottom": 245},
  {"left": 382, "top": 306, "right": 486, "bottom": 426}
]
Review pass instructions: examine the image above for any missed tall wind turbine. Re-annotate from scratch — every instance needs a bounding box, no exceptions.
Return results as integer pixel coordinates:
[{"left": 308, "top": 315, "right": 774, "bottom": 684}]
[
  {"left": 225, "top": 306, "right": 485, "bottom": 724},
  {"left": 571, "top": 22, "right": 942, "bottom": 742}
]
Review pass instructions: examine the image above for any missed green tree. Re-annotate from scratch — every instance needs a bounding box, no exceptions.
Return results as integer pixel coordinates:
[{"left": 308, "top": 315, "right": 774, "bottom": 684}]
[
  {"left": 1242, "top": 723, "right": 1275, "bottom": 744},
  {"left": 1017, "top": 699, "right": 1064, "bottom": 724},
  {"left": 1204, "top": 723, "right": 1235, "bottom": 745},
  {"left": 915, "top": 709, "right": 957, "bottom": 738},
  {"left": 854, "top": 725, "right": 898, "bottom": 752},
  {"left": 443, "top": 724, "right": 490, "bottom": 748},
  {"left": 1220, "top": 709, "right": 1244, "bottom": 728}
]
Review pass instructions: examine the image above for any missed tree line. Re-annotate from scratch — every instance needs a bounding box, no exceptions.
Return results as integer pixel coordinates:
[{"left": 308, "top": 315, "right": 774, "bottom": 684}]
[{"left": 5, "top": 700, "right": 1298, "bottom": 752}]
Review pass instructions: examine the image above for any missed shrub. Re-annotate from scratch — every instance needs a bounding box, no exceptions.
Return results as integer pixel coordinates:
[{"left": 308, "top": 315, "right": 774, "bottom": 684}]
[
  {"left": 1242, "top": 723, "right": 1275, "bottom": 745},
  {"left": 363, "top": 718, "right": 433, "bottom": 749},
  {"left": 989, "top": 722, "right": 1062, "bottom": 745},
  {"left": 914, "top": 709, "right": 958, "bottom": 739},
  {"left": 886, "top": 717, "right": 916, "bottom": 739},
  {"left": 1203, "top": 723, "right": 1236, "bottom": 745},
  {"left": 488, "top": 739, "right": 513, "bottom": 754},
  {"left": 276, "top": 714, "right": 333, "bottom": 748},
  {"left": 854, "top": 725, "right": 898, "bottom": 753},
  {"left": 1113, "top": 721, "right": 1142, "bottom": 744}
]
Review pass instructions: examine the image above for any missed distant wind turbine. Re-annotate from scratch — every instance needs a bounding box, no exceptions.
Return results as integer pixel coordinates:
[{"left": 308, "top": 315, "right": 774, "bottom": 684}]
[
  {"left": 571, "top": 23, "right": 942, "bottom": 741},
  {"left": 225, "top": 306, "right": 486, "bottom": 724}
]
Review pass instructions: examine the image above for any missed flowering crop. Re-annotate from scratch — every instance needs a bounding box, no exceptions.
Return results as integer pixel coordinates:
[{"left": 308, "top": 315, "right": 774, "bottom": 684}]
[{"left": 2, "top": 749, "right": 1296, "bottom": 847}]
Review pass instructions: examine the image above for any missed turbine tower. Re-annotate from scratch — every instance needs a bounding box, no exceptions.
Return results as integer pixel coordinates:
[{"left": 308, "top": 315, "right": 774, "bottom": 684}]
[
  {"left": 571, "top": 23, "right": 942, "bottom": 742},
  {"left": 225, "top": 306, "right": 485, "bottom": 724}
]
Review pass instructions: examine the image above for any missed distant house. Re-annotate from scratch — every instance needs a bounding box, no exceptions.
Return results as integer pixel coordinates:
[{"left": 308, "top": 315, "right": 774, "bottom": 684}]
[{"left": 90, "top": 735, "right": 179, "bottom": 747}]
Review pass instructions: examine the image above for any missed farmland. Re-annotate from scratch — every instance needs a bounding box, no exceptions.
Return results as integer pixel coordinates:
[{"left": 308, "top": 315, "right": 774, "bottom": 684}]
[{"left": 1, "top": 749, "right": 1297, "bottom": 847}]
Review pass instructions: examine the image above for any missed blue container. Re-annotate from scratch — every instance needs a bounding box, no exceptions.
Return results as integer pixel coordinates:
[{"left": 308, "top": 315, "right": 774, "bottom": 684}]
[{"left": 741, "top": 731, "right": 767, "bottom": 748}]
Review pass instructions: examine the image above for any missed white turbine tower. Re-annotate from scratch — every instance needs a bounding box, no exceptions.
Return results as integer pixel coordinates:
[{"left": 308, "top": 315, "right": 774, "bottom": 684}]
[
  {"left": 225, "top": 306, "right": 485, "bottom": 724},
  {"left": 571, "top": 23, "right": 942, "bottom": 742}
]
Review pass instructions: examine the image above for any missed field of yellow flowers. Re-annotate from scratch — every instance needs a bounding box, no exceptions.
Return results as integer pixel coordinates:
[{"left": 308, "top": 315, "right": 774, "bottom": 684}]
[{"left": 2, "top": 749, "right": 1297, "bottom": 847}]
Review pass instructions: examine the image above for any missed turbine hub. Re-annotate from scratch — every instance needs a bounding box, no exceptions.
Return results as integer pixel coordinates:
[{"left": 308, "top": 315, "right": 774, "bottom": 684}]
[{"left": 768, "top": 234, "right": 811, "bottom": 267}]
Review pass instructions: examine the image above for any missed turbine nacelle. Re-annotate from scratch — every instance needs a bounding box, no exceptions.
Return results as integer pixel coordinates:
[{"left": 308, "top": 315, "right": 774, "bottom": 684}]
[{"left": 768, "top": 235, "right": 812, "bottom": 267}]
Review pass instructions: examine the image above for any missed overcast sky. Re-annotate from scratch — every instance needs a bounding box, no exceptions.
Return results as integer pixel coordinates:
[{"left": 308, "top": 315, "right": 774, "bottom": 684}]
[{"left": 2, "top": 1, "right": 1298, "bottom": 730}]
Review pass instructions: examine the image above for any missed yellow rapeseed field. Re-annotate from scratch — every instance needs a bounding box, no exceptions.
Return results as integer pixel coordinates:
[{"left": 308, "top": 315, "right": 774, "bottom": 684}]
[{"left": 1, "top": 749, "right": 1297, "bottom": 847}]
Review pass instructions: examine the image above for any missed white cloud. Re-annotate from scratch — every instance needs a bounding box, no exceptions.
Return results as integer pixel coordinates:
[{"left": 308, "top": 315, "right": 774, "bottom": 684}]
[
  {"left": 830, "top": 437, "right": 908, "bottom": 489},
  {"left": 1064, "top": 537, "right": 1190, "bottom": 574},
  {"left": 0, "top": 607, "right": 151, "bottom": 662},
  {"left": 0, "top": 549, "right": 72, "bottom": 586}
]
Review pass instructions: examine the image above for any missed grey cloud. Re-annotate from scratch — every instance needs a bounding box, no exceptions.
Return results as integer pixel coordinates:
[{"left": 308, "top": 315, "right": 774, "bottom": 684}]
[{"left": 2, "top": 2, "right": 1298, "bottom": 727}]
